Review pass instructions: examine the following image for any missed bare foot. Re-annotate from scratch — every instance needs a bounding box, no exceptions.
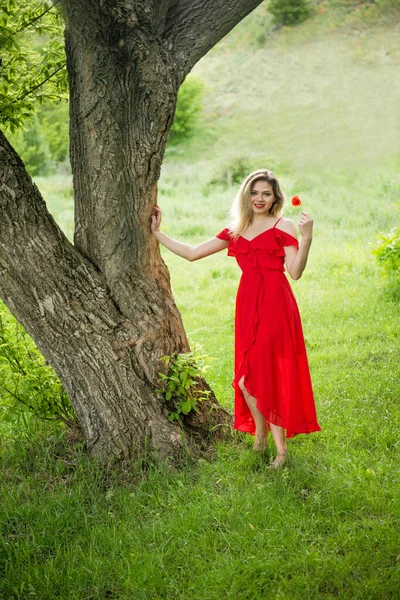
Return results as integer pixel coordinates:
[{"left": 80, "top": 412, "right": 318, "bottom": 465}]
[
  {"left": 253, "top": 434, "right": 268, "bottom": 452},
  {"left": 272, "top": 451, "right": 288, "bottom": 469}
]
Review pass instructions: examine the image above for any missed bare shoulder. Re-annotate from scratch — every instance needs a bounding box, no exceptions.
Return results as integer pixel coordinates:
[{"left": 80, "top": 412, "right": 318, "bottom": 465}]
[{"left": 276, "top": 217, "right": 298, "bottom": 239}]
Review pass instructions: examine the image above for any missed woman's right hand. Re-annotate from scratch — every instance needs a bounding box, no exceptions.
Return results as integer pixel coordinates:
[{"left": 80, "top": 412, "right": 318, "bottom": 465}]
[{"left": 151, "top": 204, "right": 162, "bottom": 234}]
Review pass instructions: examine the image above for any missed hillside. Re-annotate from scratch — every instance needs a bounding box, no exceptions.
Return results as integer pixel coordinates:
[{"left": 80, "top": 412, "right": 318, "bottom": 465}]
[{"left": 175, "top": 2, "right": 400, "bottom": 173}]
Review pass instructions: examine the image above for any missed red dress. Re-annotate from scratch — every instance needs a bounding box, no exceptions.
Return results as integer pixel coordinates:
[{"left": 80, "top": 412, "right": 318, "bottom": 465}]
[{"left": 216, "top": 220, "right": 321, "bottom": 438}]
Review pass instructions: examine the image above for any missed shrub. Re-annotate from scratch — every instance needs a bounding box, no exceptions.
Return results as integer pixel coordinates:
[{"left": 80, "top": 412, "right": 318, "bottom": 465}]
[
  {"left": 373, "top": 227, "right": 400, "bottom": 275},
  {"left": 0, "top": 302, "right": 76, "bottom": 427},
  {"left": 38, "top": 100, "right": 69, "bottom": 164},
  {"left": 218, "top": 156, "right": 256, "bottom": 187},
  {"left": 205, "top": 155, "right": 282, "bottom": 192},
  {"left": 8, "top": 101, "right": 70, "bottom": 176},
  {"left": 372, "top": 227, "right": 400, "bottom": 297},
  {"left": 8, "top": 115, "right": 52, "bottom": 176},
  {"left": 268, "top": 0, "right": 311, "bottom": 27},
  {"left": 169, "top": 75, "right": 205, "bottom": 144}
]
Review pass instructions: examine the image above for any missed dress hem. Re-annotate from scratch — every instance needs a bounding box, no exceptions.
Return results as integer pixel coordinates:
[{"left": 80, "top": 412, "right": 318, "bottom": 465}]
[{"left": 232, "top": 377, "right": 321, "bottom": 439}]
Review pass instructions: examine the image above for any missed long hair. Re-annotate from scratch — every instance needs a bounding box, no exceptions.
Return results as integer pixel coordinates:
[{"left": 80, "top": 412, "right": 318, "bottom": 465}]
[{"left": 229, "top": 169, "right": 285, "bottom": 238}]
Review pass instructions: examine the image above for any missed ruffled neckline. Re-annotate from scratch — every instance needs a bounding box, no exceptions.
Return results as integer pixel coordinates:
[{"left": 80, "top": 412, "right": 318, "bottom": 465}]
[
  {"left": 239, "top": 227, "right": 298, "bottom": 244},
  {"left": 232, "top": 227, "right": 297, "bottom": 252}
]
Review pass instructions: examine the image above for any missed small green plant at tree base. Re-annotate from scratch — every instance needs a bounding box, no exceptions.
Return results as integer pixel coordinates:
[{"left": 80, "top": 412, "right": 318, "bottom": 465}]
[
  {"left": 158, "top": 347, "right": 214, "bottom": 422},
  {"left": 268, "top": 0, "right": 311, "bottom": 28}
]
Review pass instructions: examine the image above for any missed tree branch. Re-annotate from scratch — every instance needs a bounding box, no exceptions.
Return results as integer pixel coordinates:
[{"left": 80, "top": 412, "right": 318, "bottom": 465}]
[{"left": 163, "top": 0, "right": 264, "bottom": 76}]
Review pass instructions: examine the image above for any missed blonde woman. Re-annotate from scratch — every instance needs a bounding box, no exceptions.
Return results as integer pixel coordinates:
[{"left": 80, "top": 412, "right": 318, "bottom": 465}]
[{"left": 151, "top": 169, "right": 321, "bottom": 469}]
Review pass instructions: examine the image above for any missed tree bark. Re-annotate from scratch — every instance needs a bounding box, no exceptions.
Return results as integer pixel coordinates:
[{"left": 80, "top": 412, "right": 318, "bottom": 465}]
[
  {"left": 0, "top": 0, "right": 262, "bottom": 460},
  {"left": 0, "top": 131, "right": 186, "bottom": 460}
]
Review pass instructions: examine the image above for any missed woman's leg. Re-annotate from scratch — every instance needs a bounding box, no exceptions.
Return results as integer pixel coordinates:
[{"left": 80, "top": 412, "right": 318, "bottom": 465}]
[
  {"left": 238, "top": 376, "right": 268, "bottom": 451},
  {"left": 238, "top": 377, "right": 288, "bottom": 467},
  {"left": 268, "top": 423, "right": 288, "bottom": 469}
]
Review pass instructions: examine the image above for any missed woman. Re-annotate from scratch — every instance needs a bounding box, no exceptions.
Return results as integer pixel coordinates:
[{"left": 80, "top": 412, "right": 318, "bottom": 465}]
[{"left": 151, "top": 169, "right": 321, "bottom": 469}]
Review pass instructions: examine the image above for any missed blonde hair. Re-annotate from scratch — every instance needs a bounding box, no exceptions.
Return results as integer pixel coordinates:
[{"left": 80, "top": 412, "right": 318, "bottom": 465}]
[{"left": 229, "top": 169, "right": 285, "bottom": 238}]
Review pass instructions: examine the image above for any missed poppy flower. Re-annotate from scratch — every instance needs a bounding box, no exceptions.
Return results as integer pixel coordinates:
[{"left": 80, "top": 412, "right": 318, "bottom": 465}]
[{"left": 291, "top": 195, "right": 302, "bottom": 206}]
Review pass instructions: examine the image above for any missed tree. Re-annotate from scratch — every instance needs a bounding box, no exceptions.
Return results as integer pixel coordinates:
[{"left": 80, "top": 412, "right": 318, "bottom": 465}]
[{"left": 0, "top": 0, "right": 263, "bottom": 461}]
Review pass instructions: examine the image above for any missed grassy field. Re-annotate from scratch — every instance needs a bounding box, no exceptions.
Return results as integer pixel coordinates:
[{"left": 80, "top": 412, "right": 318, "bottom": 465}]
[{"left": 1, "top": 3, "right": 400, "bottom": 599}]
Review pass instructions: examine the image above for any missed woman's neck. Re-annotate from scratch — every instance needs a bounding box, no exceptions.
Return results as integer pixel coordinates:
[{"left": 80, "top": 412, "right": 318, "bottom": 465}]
[{"left": 251, "top": 213, "right": 275, "bottom": 225}]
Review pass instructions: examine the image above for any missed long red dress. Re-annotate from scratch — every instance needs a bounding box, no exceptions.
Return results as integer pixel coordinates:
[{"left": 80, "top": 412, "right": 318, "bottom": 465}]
[{"left": 216, "top": 220, "right": 321, "bottom": 438}]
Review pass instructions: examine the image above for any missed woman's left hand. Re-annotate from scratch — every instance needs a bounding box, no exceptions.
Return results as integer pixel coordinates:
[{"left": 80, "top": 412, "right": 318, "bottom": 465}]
[{"left": 298, "top": 212, "right": 313, "bottom": 241}]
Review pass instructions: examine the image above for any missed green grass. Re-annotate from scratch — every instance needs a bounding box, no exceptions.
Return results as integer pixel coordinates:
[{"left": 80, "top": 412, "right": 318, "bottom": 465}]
[
  {"left": 2, "top": 2, "right": 400, "bottom": 599},
  {"left": 3, "top": 163, "right": 399, "bottom": 600}
]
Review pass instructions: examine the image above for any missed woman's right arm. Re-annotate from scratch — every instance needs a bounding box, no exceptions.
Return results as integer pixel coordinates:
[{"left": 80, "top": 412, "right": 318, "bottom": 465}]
[{"left": 151, "top": 205, "right": 229, "bottom": 262}]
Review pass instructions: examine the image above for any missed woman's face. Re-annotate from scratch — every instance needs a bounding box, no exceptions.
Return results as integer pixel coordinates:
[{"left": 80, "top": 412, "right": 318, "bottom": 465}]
[{"left": 250, "top": 180, "right": 275, "bottom": 214}]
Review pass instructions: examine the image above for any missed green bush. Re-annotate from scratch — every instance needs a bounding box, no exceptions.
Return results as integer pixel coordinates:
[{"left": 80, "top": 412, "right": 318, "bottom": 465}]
[
  {"left": 8, "top": 115, "right": 52, "bottom": 176},
  {"left": 38, "top": 100, "right": 69, "bottom": 164},
  {"left": 372, "top": 227, "right": 400, "bottom": 297},
  {"left": 0, "top": 302, "right": 76, "bottom": 427},
  {"left": 217, "top": 156, "right": 256, "bottom": 187},
  {"left": 8, "top": 101, "right": 69, "bottom": 176},
  {"left": 268, "top": 0, "right": 311, "bottom": 27},
  {"left": 205, "top": 155, "right": 282, "bottom": 192},
  {"left": 169, "top": 75, "right": 205, "bottom": 144},
  {"left": 373, "top": 227, "right": 400, "bottom": 275}
]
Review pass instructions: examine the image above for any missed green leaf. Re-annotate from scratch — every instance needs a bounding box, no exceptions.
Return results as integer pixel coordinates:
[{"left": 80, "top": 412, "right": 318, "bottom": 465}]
[{"left": 181, "top": 401, "right": 192, "bottom": 415}]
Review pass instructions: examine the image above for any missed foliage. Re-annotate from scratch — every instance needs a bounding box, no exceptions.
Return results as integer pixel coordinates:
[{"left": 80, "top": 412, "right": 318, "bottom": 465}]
[
  {"left": 381, "top": 0, "right": 400, "bottom": 12},
  {"left": 169, "top": 76, "right": 205, "bottom": 144},
  {"left": 0, "top": 301, "right": 76, "bottom": 427},
  {"left": 8, "top": 114, "right": 53, "bottom": 176},
  {"left": 158, "top": 347, "right": 213, "bottom": 421},
  {"left": 372, "top": 227, "right": 400, "bottom": 276},
  {"left": 0, "top": 0, "right": 67, "bottom": 132},
  {"left": 268, "top": 0, "right": 311, "bottom": 27},
  {"left": 204, "top": 155, "right": 283, "bottom": 193},
  {"left": 36, "top": 99, "right": 69, "bottom": 163},
  {"left": 372, "top": 227, "right": 400, "bottom": 297},
  {"left": 8, "top": 100, "right": 69, "bottom": 175},
  {"left": 212, "top": 155, "right": 256, "bottom": 187}
]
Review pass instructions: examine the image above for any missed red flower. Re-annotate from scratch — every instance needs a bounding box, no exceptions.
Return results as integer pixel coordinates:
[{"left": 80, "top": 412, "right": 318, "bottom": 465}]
[{"left": 291, "top": 195, "right": 302, "bottom": 206}]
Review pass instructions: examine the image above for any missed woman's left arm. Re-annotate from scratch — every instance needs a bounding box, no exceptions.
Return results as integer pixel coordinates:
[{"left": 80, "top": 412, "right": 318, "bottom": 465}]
[{"left": 284, "top": 212, "right": 313, "bottom": 280}]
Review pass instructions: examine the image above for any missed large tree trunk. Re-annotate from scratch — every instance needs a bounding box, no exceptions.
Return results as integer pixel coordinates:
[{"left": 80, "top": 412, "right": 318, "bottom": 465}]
[
  {"left": 0, "top": 0, "right": 262, "bottom": 460},
  {"left": 65, "top": 0, "right": 189, "bottom": 371}
]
